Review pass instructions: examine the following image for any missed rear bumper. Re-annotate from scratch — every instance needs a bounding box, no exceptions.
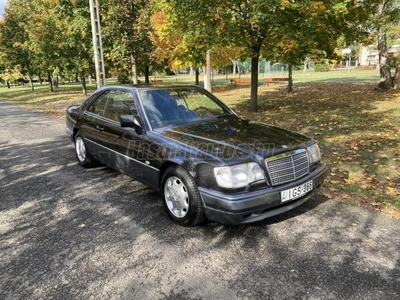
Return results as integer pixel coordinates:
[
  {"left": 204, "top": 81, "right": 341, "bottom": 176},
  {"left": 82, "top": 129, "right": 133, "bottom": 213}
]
[{"left": 199, "top": 164, "right": 328, "bottom": 225}]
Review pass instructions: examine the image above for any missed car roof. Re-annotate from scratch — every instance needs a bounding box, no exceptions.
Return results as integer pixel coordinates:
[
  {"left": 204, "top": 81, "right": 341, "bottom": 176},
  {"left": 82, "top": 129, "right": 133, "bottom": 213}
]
[{"left": 96, "top": 85, "right": 201, "bottom": 92}]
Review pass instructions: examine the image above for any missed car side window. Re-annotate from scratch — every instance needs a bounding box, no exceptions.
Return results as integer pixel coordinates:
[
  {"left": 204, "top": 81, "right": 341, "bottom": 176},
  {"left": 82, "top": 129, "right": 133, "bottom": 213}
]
[
  {"left": 87, "top": 91, "right": 110, "bottom": 116},
  {"left": 103, "top": 90, "right": 137, "bottom": 122}
]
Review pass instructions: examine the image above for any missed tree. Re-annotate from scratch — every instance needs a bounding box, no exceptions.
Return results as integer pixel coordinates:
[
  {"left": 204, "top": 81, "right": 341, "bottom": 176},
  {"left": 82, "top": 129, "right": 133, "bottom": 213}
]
[
  {"left": 0, "top": 0, "right": 38, "bottom": 90},
  {"left": 386, "top": 23, "right": 400, "bottom": 88},
  {"left": 163, "top": 0, "right": 221, "bottom": 85},
  {"left": 211, "top": 45, "right": 244, "bottom": 76},
  {"left": 52, "top": 0, "right": 94, "bottom": 94},
  {"left": 369, "top": 0, "right": 400, "bottom": 89},
  {"left": 216, "top": 1, "right": 281, "bottom": 111},
  {"left": 150, "top": 8, "right": 183, "bottom": 71},
  {"left": 102, "top": 0, "right": 155, "bottom": 85},
  {"left": 21, "top": 0, "right": 68, "bottom": 92},
  {"left": 164, "top": 0, "right": 281, "bottom": 111},
  {"left": 265, "top": 0, "right": 378, "bottom": 93},
  {"left": 0, "top": 66, "right": 24, "bottom": 88},
  {"left": 1, "top": 0, "right": 99, "bottom": 94},
  {"left": 67, "top": 1, "right": 94, "bottom": 93},
  {"left": 164, "top": 0, "right": 379, "bottom": 111}
]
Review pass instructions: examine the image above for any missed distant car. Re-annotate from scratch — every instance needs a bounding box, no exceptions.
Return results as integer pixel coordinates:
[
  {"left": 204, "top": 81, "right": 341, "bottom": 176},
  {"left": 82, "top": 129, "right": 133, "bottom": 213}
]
[{"left": 66, "top": 85, "right": 328, "bottom": 226}]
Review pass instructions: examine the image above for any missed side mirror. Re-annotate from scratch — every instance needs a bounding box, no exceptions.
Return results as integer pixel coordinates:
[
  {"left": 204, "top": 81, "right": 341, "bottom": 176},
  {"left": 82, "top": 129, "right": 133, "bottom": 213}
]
[{"left": 120, "top": 115, "right": 143, "bottom": 130}]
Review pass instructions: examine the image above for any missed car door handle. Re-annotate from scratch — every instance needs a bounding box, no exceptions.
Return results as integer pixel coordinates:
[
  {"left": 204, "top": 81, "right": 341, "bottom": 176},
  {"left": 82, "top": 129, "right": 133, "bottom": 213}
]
[{"left": 95, "top": 125, "right": 104, "bottom": 131}]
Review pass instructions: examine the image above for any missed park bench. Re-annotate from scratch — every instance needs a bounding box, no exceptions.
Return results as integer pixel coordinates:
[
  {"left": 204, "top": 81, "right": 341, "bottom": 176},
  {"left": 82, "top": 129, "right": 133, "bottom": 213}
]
[
  {"left": 263, "top": 77, "right": 289, "bottom": 85},
  {"left": 230, "top": 78, "right": 251, "bottom": 86},
  {"left": 230, "top": 77, "right": 289, "bottom": 87},
  {"left": 151, "top": 77, "right": 163, "bottom": 83}
]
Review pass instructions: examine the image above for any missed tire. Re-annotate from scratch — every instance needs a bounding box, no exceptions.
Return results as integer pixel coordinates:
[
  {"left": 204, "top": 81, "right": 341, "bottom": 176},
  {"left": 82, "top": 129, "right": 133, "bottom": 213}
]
[
  {"left": 74, "top": 131, "right": 97, "bottom": 168},
  {"left": 161, "top": 165, "right": 205, "bottom": 226}
]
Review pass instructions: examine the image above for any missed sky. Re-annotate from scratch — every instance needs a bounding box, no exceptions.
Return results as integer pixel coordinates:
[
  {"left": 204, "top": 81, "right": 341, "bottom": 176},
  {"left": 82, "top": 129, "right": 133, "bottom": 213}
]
[{"left": 0, "top": 0, "right": 6, "bottom": 17}]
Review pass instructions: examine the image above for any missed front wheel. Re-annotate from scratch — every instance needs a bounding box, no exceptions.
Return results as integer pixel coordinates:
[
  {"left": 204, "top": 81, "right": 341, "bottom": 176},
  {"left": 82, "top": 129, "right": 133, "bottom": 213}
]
[
  {"left": 161, "top": 165, "right": 205, "bottom": 226},
  {"left": 75, "top": 131, "right": 97, "bottom": 167}
]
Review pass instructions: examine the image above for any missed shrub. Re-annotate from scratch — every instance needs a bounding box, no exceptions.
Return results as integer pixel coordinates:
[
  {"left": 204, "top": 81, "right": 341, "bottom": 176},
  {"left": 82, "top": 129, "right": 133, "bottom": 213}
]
[
  {"left": 314, "top": 63, "right": 330, "bottom": 72},
  {"left": 117, "top": 73, "right": 131, "bottom": 84}
]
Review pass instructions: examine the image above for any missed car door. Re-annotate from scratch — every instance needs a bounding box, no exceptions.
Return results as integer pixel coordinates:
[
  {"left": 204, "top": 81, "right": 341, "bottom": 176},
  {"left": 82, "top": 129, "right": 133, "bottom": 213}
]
[
  {"left": 81, "top": 90, "right": 112, "bottom": 158},
  {"left": 93, "top": 89, "right": 160, "bottom": 189}
]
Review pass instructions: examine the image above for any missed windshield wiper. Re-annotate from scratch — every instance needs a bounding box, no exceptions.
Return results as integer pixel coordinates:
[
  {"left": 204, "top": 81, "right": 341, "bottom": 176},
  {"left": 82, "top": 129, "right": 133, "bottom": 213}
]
[{"left": 216, "top": 114, "right": 235, "bottom": 118}]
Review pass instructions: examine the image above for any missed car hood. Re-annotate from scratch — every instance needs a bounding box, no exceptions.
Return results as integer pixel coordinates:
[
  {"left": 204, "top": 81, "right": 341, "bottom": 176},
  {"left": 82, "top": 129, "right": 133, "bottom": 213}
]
[{"left": 159, "top": 116, "right": 312, "bottom": 160}]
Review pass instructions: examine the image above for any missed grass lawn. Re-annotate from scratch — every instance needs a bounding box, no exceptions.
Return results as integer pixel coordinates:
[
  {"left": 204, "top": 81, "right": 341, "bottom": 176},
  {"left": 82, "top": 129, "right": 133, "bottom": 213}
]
[{"left": 1, "top": 69, "right": 399, "bottom": 218}]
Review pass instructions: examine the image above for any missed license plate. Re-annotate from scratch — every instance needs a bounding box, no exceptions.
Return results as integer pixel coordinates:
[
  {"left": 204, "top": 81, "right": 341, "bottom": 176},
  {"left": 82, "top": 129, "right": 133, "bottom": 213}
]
[{"left": 281, "top": 180, "right": 313, "bottom": 202}]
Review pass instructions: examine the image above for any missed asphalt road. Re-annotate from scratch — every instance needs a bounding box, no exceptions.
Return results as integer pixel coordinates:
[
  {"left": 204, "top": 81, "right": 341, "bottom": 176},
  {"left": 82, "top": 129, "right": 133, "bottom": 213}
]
[{"left": 0, "top": 101, "right": 399, "bottom": 300}]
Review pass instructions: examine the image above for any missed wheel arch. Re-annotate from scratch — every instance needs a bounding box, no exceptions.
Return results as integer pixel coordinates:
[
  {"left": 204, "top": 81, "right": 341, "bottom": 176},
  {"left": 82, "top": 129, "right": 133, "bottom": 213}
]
[
  {"left": 158, "top": 159, "right": 196, "bottom": 189},
  {"left": 72, "top": 127, "right": 81, "bottom": 141}
]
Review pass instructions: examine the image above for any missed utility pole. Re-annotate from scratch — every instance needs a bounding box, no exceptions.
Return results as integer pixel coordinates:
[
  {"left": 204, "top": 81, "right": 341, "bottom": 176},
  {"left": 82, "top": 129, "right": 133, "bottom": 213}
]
[{"left": 89, "top": 0, "right": 106, "bottom": 88}]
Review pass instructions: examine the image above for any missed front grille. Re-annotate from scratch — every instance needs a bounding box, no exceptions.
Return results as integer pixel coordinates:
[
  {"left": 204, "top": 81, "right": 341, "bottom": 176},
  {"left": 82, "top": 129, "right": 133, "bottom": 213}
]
[{"left": 265, "top": 149, "right": 309, "bottom": 186}]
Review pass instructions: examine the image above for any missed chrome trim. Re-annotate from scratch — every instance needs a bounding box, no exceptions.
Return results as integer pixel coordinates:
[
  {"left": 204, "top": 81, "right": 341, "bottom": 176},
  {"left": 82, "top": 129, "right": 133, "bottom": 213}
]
[
  {"left": 134, "top": 90, "right": 153, "bottom": 131},
  {"left": 85, "top": 138, "right": 159, "bottom": 172},
  {"left": 265, "top": 148, "right": 307, "bottom": 162},
  {"left": 84, "top": 111, "right": 120, "bottom": 125},
  {"left": 264, "top": 149, "right": 310, "bottom": 186},
  {"left": 65, "top": 127, "right": 73, "bottom": 136}
]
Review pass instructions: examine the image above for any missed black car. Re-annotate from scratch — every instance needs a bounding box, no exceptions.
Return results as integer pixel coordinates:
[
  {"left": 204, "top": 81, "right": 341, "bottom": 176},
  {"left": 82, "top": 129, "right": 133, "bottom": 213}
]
[{"left": 66, "top": 85, "right": 328, "bottom": 226}]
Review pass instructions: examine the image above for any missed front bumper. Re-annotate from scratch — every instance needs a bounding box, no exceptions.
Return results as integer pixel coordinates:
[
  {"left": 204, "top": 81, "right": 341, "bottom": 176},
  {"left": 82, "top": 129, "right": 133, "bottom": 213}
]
[
  {"left": 66, "top": 127, "right": 74, "bottom": 142},
  {"left": 199, "top": 164, "right": 328, "bottom": 225}
]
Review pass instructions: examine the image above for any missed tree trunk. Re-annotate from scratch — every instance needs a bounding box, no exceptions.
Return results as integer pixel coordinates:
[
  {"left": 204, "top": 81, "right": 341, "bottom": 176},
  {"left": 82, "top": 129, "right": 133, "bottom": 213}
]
[
  {"left": 377, "top": 31, "right": 392, "bottom": 89},
  {"left": 229, "top": 58, "right": 237, "bottom": 76},
  {"left": 38, "top": 74, "right": 43, "bottom": 85},
  {"left": 81, "top": 73, "right": 87, "bottom": 95},
  {"left": 393, "top": 65, "right": 400, "bottom": 89},
  {"left": 144, "top": 65, "right": 150, "bottom": 84},
  {"left": 204, "top": 50, "right": 212, "bottom": 92},
  {"left": 29, "top": 76, "right": 34, "bottom": 91},
  {"left": 195, "top": 68, "right": 200, "bottom": 85},
  {"left": 75, "top": 72, "right": 79, "bottom": 82},
  {"left": 303, "top": 59, "right": 308, "bottom": 72},
  {"left": 52, "top": 77, "right": 58, "bottom": 88},
  {"left": 48, "top": 72, "right": 54, "bottom": 92},
  {"left": 131, "top": 53, "right": 138, "bottom": 85},
  {"left": 287, "top": 63, "right": 293, "bottom": 93},
  {"left": 250, "top": 54, "right": 259, "bottom": 112},
  {"left": 6, "top": 80, "right": 10, "bottom": 88}
]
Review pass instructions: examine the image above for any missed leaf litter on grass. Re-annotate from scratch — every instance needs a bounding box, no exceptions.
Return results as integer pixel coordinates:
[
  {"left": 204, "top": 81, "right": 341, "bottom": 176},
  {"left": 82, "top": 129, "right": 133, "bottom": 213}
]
[{"left": 217, "top": 82, "right": 400, "bottom": 219}]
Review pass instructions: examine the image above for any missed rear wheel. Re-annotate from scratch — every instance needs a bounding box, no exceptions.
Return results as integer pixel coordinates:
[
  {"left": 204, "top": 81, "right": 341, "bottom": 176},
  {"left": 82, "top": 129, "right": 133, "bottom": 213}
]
[
  {"left": 75, "top": 131, "right": 97, "bottom": 167},
  {"left": 161, "top": 165, "right": 205, "bottom": 226}
]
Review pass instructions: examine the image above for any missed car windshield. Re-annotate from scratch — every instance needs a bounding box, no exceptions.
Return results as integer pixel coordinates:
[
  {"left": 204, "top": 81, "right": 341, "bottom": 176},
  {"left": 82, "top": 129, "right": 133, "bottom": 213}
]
[{"left": 138, "top": 87, "right": 233, "bottom": 129}]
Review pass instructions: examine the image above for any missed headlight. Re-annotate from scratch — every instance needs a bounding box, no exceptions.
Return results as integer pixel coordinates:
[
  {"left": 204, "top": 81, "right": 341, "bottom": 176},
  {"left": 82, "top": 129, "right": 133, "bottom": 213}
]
[
  {"left": 214, "top": 162, "right": 265, "bottom": 189},
  {"left": 307, "top": 143, "right": 321, "bottom": 164}
]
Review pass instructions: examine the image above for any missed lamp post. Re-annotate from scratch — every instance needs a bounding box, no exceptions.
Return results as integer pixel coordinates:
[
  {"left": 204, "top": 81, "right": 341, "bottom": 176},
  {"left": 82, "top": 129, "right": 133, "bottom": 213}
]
[{"left": 342, "top": 48, "right": 351, "bottom": 74}]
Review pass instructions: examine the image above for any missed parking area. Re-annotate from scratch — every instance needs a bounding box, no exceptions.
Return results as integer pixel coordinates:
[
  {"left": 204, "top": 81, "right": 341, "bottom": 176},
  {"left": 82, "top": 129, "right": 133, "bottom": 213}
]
[{"left": 0, "top": 102, "right": 399, "bottom": 300}]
